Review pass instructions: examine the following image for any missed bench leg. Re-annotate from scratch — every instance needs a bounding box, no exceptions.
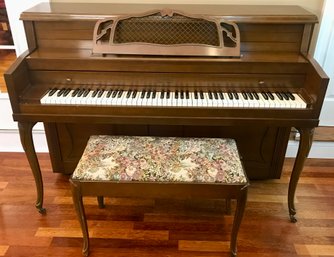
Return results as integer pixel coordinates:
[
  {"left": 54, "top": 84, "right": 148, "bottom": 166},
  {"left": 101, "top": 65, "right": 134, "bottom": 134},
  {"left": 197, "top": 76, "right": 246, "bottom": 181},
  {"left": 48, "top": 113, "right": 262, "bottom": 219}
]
[
  {"left": 70, "top": 179, "right": 89, "bottom": 256},
  {"left": 230, "top": 186, "right": 248, "bottom": 257},
  {"left": 97, "top": 196, "right": 105, "bottom": 208}
]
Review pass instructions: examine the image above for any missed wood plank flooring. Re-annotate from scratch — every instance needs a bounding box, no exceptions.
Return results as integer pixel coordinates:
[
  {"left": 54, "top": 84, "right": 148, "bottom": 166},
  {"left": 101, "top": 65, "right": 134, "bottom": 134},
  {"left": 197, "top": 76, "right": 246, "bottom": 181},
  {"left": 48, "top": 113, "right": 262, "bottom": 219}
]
[
  {"left": 0, "top": 152, "right": 333, "bottom": 257},
  {"left": 0, "top": 50, "right": 16, "bottom": 93}
]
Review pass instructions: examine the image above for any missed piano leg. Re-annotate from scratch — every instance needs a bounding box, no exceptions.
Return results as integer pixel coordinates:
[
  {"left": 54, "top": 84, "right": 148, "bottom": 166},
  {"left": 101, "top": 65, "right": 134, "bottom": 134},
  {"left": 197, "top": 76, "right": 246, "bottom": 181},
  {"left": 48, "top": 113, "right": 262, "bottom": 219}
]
[
  {"left": 288, "top": 127, "right": 314, "bottom": 223},
  {"left": 18, "top": 121, "right": 46, "bottom": 214}
]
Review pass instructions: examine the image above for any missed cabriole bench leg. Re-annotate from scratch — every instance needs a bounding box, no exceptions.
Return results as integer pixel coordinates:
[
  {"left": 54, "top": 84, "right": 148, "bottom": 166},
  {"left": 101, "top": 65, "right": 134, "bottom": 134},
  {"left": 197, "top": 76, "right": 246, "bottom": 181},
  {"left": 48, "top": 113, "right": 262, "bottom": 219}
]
[
  {"left": 70, "top": 179, "right": 89, "bottom": 256},
  {"left": 230, "top": 186, "right": 248, "bottom": 257}
]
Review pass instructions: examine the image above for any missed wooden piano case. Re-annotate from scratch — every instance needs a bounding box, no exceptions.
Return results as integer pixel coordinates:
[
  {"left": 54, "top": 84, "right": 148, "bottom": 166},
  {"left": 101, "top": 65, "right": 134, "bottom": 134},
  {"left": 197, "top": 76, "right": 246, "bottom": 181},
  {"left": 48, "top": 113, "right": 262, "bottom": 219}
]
[
  {"left": 15, "top": 3, "right": 323, "bottom": 179},
  {"left": 45, "top": 123, "right": 289, "bottom": 179}
]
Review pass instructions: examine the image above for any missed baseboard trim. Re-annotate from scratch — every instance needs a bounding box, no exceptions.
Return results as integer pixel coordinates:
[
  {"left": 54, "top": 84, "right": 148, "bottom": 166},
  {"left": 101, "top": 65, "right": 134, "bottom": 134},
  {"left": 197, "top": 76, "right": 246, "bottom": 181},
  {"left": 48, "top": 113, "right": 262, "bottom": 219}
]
[
  {"left": 0, "top": 129, "right": 48, "bottom": 152},
  {"left": 1, "top": 129, "right": 333, "bottom": 158}
]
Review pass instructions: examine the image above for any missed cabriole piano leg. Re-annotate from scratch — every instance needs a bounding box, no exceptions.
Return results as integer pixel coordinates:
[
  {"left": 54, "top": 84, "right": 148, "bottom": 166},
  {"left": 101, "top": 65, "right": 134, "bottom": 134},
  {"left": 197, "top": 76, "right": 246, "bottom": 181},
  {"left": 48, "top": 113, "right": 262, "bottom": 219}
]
[
  {"left": 18, "top": 121, "right": 46, "bottom": 214},
  {"left": 288, "top": 127, "right": 314, "bottom": 223}
]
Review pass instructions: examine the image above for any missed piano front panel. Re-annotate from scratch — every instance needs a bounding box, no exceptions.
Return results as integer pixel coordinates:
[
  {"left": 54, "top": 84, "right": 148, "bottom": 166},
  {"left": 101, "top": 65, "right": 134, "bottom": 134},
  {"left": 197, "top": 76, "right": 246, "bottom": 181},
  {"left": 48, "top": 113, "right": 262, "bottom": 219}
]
[
  {"left": 45, "top": 122, "right": 289, "bottom": 179},
  {"left": 32, "top": 18, "right": 305, "bottom": 53}
]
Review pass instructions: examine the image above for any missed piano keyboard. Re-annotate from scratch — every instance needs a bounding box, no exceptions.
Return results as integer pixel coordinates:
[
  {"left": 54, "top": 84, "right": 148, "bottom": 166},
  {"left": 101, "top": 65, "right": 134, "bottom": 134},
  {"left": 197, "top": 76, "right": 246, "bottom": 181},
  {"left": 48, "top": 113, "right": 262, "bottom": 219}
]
[{"left": 40, "top": 88, "right": 307, "bottom": 109}]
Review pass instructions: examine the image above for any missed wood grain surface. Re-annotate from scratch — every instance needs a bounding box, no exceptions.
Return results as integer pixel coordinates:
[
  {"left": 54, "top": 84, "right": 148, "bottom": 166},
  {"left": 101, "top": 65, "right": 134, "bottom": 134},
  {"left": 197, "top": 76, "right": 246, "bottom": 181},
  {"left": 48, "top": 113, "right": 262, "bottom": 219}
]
[{"left": 0, "top": 152, "right": 333, "bottom": 257}]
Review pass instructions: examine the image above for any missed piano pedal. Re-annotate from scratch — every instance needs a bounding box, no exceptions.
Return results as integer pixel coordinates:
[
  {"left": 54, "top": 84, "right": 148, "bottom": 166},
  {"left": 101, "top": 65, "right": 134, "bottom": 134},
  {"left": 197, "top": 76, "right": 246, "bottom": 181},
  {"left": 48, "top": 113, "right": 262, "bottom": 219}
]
[{"left": 291, "top": 128, "right": 300, "bottom": 141}]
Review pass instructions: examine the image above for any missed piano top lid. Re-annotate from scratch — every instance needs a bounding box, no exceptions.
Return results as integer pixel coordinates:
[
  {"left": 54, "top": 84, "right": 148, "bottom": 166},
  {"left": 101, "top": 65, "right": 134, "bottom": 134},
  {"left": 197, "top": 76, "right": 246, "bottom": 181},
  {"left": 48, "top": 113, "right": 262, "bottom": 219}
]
[{"left": 20, "top": 2, "right": 318, "bottom": 24}]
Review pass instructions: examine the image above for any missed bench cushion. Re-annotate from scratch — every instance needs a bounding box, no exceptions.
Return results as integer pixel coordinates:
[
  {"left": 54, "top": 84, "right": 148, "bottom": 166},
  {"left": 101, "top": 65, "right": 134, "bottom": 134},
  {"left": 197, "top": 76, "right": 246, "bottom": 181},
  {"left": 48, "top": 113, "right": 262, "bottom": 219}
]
[{"left": 72, "top": 136, "right": 247, "bottom": 184}]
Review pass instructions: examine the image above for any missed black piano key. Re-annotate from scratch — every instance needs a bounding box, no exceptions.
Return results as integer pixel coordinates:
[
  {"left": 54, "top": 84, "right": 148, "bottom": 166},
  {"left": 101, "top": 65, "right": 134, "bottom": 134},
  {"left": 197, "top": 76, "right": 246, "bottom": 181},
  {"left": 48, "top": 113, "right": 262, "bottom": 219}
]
[
  {"left": 141, "top": 90, "right": 146, "bottom": 99},
  {"left": 175, "top": 90, "right": 179, "bottom": 99},
  {"left": 208, "top": 91, "right": 213, "bottom": 100},
  {"left": 146, "top": 90, "right": 151, "bottom": 98},
  {"left": 267, "top": 92, "right": 275, "bottom": 100},
  {"left": 186, "top": 91, "right": 190, "bottom": 99},
  {"left": 160, "top": 90, "right": 165, "bottom": 99},
  {"left": 152, "top": 90, "right": 157, "bottom": 99},
  {"left": 107, "top": 90, "right": 113, "bottom": 98},
  {"left": 48, "top": 88, "right": 58, "bottom": 96},
  {"left": 194, "top": 90, "right": 199, "bottom": 99},
  {"left": 180, "top": 90, "right": 184, "bottom": 99},
  {"left": 132, "top": 90, "right": 137, "bottom": 98},
  {"left": 126, "top": 90, "right": 132, "bottom": 98},
  {"left": 72, "top": 88, "right": 80, "bottom": 97},
  {"left": 281, "top": 92, "right": 290, "bottom": 100},
  {"left": 233, "top": 92, "right": 239, "bottom": 100},
  {"left": 275, "top": 92, "right": 283, "bottom": 100},
  {"left": 252, "top": 92, "right": 259, "bottom": 100},
  {"left": 242, "top": 92, "right": 248, "bottom": 100},
  {"left": 82, "top": 89, "right": 90, "bottom": 97},
  {"left": 77, "top": 89, "right": 85, "bottom": 97},
  {"left": 166, "top": 90, "right": 170, "bottom": 99},
  {"left": 63, "top": 88, "right": 71, "bottom": 97},
  {"left": 246, "top": 92, "right": 253, "bottom": 100},
  {"left": 97, "top": 89, "right": 104, "bottom": 97},
  {"left": 213, "top": 91, "right": 219, "bottom": 100},
  {"left": 218, "top": 91, "right": 224, "bottom": 99},
  {"left": 92, "top": 89, "right": 100, "bottom": 97},
  {"left": 199, "top": 91, "right": 204, "bottom": 99},
  {"left": 112, "top": 90, "right": 118, "bottom": 98},
  {"left": 228, "top": 92, "right": 233, "bottom": 100},
  {"left": 57, "top": 88, "right": 66, "bottom": 97},
  {"left": 117, "top": 90, "right": 123, "bottom": 98},
  {"left": 286, "top": 92, "right": 295, "bottom": 100},
  {"left": 261, "top": 92, "right": 269, "bottom": 100}
]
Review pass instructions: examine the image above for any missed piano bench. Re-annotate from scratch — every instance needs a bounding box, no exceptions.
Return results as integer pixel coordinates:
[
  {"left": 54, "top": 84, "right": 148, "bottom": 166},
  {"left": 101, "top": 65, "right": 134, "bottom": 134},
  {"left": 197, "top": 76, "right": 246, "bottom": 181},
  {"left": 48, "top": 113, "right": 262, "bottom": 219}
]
[{"left": 69, "top": 135, "right": 249, "bottom": 257}]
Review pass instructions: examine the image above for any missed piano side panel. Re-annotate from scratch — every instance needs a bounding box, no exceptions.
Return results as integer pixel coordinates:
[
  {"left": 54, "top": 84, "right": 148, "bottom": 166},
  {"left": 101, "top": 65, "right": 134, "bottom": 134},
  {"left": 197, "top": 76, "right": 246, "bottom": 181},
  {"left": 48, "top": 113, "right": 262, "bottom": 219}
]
[
  {"left": 4, "top": 52, "right": 31, "bottom": 113},
  {"left": 44, "top": 123, "right": 289, "bottom": 179},
  {"left": 304, "top": 56, "right": 330, "bottom": 118},
  {"left": 23, "top": 21, "right": 37, "bottom": 52}
]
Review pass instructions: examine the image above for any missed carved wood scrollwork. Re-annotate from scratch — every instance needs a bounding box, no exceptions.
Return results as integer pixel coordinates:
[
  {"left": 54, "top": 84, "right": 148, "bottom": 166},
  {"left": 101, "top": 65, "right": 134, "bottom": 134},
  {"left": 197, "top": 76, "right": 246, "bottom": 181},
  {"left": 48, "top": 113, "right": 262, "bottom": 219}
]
[{"left": 92, "top": 9, "right": 240, "bottom": 57}]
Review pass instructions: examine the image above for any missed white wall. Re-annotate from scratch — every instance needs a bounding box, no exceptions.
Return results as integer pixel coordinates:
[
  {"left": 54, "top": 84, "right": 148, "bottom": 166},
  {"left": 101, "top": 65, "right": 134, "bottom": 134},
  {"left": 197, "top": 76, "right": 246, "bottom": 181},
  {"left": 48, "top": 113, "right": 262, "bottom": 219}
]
[
  {"left": 314, "top": 0, "right": 334, "bottom": 126},
  {"left": 5, "top": 0, "right": 49, "bottom": 55},
  {"left": 51, "top": 0, "right": 323, "bottom": 14},
  {"left": 1, "top": 0, "right": 49, "bottom": 151}
]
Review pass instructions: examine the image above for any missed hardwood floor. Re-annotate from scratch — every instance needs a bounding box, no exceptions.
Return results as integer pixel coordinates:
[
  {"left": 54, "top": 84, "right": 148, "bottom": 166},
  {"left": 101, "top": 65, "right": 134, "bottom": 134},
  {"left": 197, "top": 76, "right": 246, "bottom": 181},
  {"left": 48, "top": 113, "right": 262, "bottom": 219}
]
[
  {"left": 0, "top": 152, "right": 333, "bottom": 257},
  {"left": 0, "top": 50, "right": 15, "bottom": 93}
]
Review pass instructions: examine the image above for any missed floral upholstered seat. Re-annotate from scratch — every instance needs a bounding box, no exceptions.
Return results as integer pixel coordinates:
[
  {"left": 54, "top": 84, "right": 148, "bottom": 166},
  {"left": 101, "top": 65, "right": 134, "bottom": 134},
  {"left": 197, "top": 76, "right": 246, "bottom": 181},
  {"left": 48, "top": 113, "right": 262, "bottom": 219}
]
[{"left": 72, "top": 135, "right": 247, "bottom": 184}]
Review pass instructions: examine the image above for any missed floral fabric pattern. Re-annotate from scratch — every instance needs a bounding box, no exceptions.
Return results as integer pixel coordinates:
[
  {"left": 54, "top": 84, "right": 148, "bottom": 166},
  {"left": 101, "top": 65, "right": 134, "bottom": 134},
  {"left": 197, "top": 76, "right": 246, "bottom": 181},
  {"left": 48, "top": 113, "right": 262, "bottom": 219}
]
[{"left": 72, "top": 135, "right": 247, "bottom": 184}]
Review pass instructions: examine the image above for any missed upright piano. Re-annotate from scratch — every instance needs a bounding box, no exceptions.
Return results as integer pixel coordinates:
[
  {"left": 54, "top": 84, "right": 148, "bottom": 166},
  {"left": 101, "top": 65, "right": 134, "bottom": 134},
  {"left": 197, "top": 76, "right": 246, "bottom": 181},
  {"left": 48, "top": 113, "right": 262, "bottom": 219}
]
[{"left": 5, "top": 3, "right": 329, "bottom": 221}]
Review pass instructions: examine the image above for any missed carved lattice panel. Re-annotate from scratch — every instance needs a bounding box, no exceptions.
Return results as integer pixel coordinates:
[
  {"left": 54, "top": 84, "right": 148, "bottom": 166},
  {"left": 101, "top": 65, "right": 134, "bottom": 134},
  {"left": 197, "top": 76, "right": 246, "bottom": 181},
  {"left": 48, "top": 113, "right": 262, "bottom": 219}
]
[{"left": 93, "top": 9, "right": 240, "bottom": 57}]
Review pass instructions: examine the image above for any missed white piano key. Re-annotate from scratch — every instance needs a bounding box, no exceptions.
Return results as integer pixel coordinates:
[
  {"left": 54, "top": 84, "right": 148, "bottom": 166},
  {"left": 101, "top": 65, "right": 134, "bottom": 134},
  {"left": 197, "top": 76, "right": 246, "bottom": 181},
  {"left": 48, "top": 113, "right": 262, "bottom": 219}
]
[
  {"left": 132, "top": 91, "right": 139, "bottom": 105},
  {"left": 58, "top": 89, "right": 71, "bottom": 104},
  {"left": 234, "top": 93, "right": 244, "bottom": 107},
  {"left": 186, "top": 92, "right": 193, "bottom": 107},
  {"left": 115, "top": 91, "right": 125, "bottom": 105},
  {"left": 99, "top": 90, "right": 109, "bottom": 105},
  {"left": 257, "top": 93, "right": 269, "bottom": 108},
  {"left": 40, "top": 88, "right": 308, "bottom": 110},
  {"left": 153, "top": 91, "right": 161, "bottom": 106},
  {"left": 146, "top": 91, "right": 154, "bottom": 106},
  {"left": 293, "top": 94, "right": 307, "bottom": 108},
  {"left": 40, "top": 89, "right": 52, "bottom": 104}
]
